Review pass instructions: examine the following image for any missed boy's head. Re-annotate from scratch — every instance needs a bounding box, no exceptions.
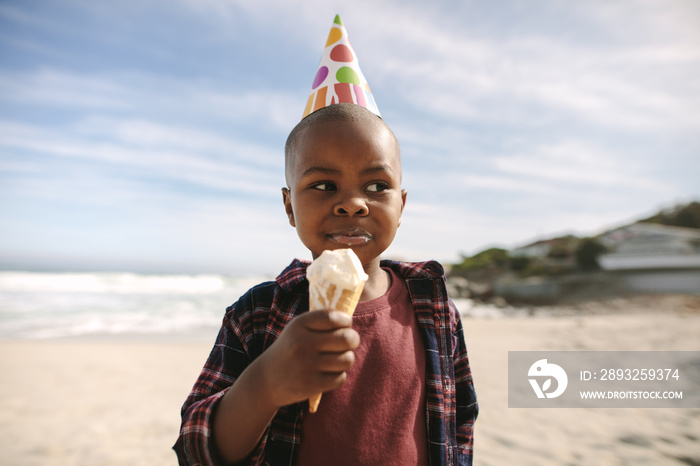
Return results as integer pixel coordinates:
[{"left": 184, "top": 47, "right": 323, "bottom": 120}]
[{"left": 282, "top": 103, "right": 407, "bottom": 267}]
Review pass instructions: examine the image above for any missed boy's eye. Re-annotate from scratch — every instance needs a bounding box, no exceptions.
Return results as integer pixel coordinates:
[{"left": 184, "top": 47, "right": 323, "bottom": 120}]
[
  {"left": 312, "top": 182, "right": 336, "bottom": 191},
  {"left": 366, "top": 182, "right": 389, "bottom": 192}
]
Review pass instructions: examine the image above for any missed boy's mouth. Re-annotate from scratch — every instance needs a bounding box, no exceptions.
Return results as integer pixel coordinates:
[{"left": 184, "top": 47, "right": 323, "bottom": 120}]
[{"left": 327, "top": 228, "right": 372, "bottom": 246}]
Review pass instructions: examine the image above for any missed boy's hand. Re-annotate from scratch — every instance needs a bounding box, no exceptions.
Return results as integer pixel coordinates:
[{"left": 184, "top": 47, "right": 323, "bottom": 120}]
[
  {"left": 259, "top": 309, "right": 359, "bottom": 408},
  {"left": 211, "top": 310, "right": 358, "bottom": 463}
]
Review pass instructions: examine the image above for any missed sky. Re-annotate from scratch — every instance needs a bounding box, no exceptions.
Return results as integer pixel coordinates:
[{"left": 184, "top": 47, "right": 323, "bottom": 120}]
[{"left": 1, "top": 0, "right": 699, "bottom": 275}]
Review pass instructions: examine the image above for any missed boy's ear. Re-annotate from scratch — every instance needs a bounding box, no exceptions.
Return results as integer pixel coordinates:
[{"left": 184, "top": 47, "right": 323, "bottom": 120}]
[
  {"left": 398, "top": 189, "right": 407, "bottom": 227},
  {"left": 281, "top": 187, "right": 296, "bottom": 227}
]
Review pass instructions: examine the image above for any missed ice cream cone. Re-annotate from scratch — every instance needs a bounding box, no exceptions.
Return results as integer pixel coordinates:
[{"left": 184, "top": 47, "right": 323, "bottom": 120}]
[{"left": 306, "top": 249, "right": 368, "bottom": 413}]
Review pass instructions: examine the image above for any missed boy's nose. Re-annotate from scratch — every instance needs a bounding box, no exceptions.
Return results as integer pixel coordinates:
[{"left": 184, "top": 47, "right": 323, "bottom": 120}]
[{"left": 334, "top": 196, "right": 368, "bottom": 216}]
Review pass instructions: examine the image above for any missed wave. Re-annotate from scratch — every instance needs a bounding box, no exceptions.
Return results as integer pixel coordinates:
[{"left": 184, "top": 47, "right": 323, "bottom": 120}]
[
  {"left": 0, "top": 271, "right": 268, "bottom": 294},
  {"left": 0, "top": 271, "right": 273, "bottom": 339}
]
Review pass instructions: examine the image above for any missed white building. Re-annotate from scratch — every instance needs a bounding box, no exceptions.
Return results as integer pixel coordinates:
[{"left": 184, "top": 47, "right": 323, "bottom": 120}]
[{"left": 598, "top": 223, "right": 700, "bottom": 270}]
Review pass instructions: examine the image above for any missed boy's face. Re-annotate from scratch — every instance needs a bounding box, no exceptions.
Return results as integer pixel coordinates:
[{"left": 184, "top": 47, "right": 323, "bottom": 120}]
[{"left": 282, "top": 117, "right": 407, "bottom": 267}]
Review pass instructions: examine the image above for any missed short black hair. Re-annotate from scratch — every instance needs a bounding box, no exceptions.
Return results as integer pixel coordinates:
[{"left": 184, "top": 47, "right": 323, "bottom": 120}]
[{"left": 284, "top": 103, "right": 399, "bottom": 184}]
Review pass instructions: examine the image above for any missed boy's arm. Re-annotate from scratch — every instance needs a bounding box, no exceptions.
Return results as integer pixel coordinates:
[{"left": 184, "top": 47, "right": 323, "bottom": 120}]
[
  {"left": 174, "top": 307, "right": 359, "bottom": 465},
  {"left": 212, "top": 309, "right": 359, "bottom": 463},
  {"left": 451, "top": 302, "right": 479, "bottom": 465},
  {"left": 173, "top": 310, "right": 251, "bottom": 466}
]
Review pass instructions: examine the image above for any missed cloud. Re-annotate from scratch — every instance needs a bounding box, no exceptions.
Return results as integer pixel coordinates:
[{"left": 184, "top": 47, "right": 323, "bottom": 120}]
[
  {"left": 492, "top": 141, "right": 671, "bottom": 191},
  {"left": 0, "top": 65, "right": 298, "bottom": 203},
  {"left": 337, "top": 1, "right": 700, "bottom": 134},
  {"left": 0, "top": 118, "right": 284, "bottom": 200},
  {"left": 192, "top": 90, "right": 303, "bottom": 133},
  {"left": 454, "top": 174, "right": 563, "bottom": 196},
  {"left": 0, "top": 69, "right": 131, "bottom": 110},
  {"left": 0, "top": 67, "right": 301, "bottom": 133}
]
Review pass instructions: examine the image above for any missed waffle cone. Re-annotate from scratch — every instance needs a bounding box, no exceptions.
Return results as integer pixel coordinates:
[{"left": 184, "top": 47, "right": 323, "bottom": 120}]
[{"left": 308, "top": 282, "right": 364, "bottom": 413}]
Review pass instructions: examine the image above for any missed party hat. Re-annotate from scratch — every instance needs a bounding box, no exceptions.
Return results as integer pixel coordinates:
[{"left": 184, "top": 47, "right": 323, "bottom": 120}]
[{"left": 302, "top": 15, "right": 380, "bottom": 119}]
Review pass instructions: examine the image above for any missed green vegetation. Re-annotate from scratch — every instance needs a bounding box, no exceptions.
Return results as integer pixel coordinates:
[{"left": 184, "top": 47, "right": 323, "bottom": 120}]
[
  {"left": 641, "top": 201, "right": 700, "bottom": 229},
  {"left": 575, "top": 237, "right": 608, "bottom": 270},
  {"left": 453, "top": 248, "right": 508, "bottom": 271},
  {"left": 454, "top": 237, "right": 607, "bottom": 278}
]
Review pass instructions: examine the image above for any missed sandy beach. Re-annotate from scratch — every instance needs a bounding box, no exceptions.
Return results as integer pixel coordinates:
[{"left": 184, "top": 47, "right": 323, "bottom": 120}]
[{"left": 1, "top": 295, "right": 698, "bottom": 465}]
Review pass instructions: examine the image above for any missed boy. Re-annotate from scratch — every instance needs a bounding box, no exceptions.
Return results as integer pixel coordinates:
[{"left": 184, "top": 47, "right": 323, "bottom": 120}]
[{"left": 174, "top": 16, "right": 477, "bottom": 465}]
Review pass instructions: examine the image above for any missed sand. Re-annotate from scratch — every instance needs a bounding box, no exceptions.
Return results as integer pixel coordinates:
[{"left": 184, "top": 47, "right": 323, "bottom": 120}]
[
  {"left": 0, "top": 295, "right": 698, "bottom": 465},
  {"left": 463, "top": 296, "right": 700, "bottom": 466}
]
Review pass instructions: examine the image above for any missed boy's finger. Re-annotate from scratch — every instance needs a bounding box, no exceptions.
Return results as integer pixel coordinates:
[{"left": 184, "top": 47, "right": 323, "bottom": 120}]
[
  {"left": 316, "top": 328, "right": 360, "bottom": 352},
  {"left": 316, "top": 350, "right": 355, "bottom": 372},
  {"left": 303, "top": 310, "right": 352, "bottom": 331}
]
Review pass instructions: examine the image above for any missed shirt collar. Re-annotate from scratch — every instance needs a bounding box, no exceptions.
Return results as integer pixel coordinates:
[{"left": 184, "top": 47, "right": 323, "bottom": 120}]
[{"left": 276, "top": 258, "right": 311, "bottom": 292}]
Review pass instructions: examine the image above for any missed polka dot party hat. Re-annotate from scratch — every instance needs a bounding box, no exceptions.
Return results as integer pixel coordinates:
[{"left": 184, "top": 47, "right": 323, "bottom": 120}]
[{"left": 302, "top": 15, "right": 380, "bottom": 119}]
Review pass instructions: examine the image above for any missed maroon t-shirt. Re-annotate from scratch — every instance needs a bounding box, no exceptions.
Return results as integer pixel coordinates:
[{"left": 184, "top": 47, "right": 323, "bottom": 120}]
[{"left": 297, "top": 268, "right": 428, "bottom": 465}]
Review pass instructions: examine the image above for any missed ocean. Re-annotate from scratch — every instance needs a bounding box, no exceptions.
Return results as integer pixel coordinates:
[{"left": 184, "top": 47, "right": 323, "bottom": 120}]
[
  {"left": 0, "top": 271, "right": 508, "bottom": 340},
  {"left": 0, "top": 271, "right": 271, "bottom": 340}
]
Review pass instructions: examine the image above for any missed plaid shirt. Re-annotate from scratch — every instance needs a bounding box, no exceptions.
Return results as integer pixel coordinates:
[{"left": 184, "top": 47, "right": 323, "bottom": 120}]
[{"left": 174, "top": 259, "right": 478, "bottom": 465}]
